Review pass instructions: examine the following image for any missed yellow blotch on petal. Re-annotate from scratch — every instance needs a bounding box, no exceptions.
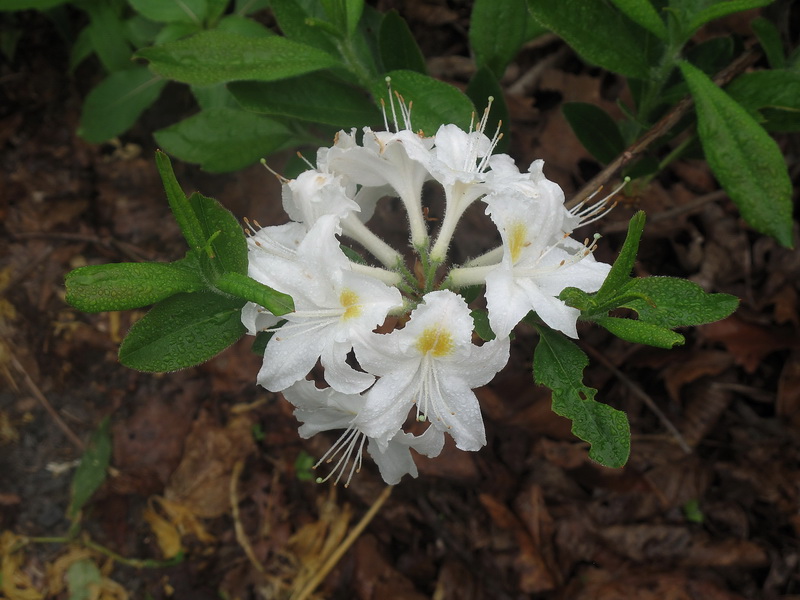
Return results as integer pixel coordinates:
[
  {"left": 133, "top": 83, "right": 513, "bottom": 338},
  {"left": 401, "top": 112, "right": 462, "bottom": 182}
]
[
  {"left": 339, "top": 289, "right": 361, "bottom": 321},
  {"left": 508, "top": 221, "right": 528, "bottom": 263},
  {"left": 415, "top": 327, "right": 454, "bottom": 357}
]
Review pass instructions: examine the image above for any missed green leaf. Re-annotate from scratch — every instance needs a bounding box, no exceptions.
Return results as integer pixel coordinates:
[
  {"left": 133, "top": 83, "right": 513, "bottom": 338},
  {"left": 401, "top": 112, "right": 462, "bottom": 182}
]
[
  {"left": 67, "top": 559, "right": 103, "bottom": 600},
  {"left": 192, "top": 83, "right": 239, "bottom": 110},
  {"left": 215, "top": 272, "right": 295, "bottom": 315},
  {"left": 470, "top": 309, "right": 496, "bottom": 341},
  {"left": 321, "top": 0, "right": 364, "bottom": 38},
  {"left": 215, "top": 14, "right": 274, "bottom": 37},
  {"left": 688, "top": 0, "right": 773, "bottom": 34},
  {"left": 205, "top": 0, "right": 229, "bottom": 23},
  {"left": 466, "top": 66, "right": 510, "bottom": 153},
  {"left": 68, "top": 417, "right": 111, "bottom": 520},
  {"left": 562, "top": 102, "right": 626, "bottom": 164},
  {"left": 154, "top": 21, "right": 202, "bottom": 45},
  {"left": 373, "top": 70, "right": 475, "bottom": 135},
  {"left": 83, "top": 1, "right": 133, "bottom": 72},
  {"left": 752, "top": 17, "right": 785, "bottom": 69},
  {"left": 119, "top": 291, "right": 245, "bottom": 372},
  {"left": 594, "top": 316, "right": 685, "bottom": 348},
  {"left": 235, "top": 0, "right": 270, "bottom": 14},
  {"left": 680, "top": 60, "right": 794, "bottom": 247},
  {"left": 533, "top": 325, "right": 630, "bottom": 468},
  {"left": 379, "top": 9, "right": 426, "bottom": 74},
  {"left": 228, "top": 74, "right": 381, "bottom": 127},
  {"left": 685, "top": 35, "right": 736, "bottom": 77},
  {"left": 65, "top": 260, "right": 204, "bottom": 313},
  {"left": 128, "top": 0, "right": 208, "bottom": 25},
  {"left": 620, "top": 277, "right": 739, "bottom": 328},
  {"left": 594, "top": 211, "right": 646, "bottom": 305},
  {"left": 470, "top": 0, "right": 529, "bottom": 77},
  {"left": 136, "top": 30, "right": 340, "bottom": 86},
  {"left": 124, "top": 15, "right": 162, "bottom": 48},
  {"left": 155, "top": 150, "right": 205, "bottom": 251},
  {"left": 1, "top": 0, "right": 69, "bottom": 8},
  {"left": 69, "top": 26, "right": 94, "bottom": 73},
  {"left": 608, "top": 0, "right": 667, "bottom": 40},
  {"left": 154, "top": 107, "right": 293, "bottom": 172},
  {"left": 269, "top": 0, "right": 338, "bottom": 55},
  {"left": 726, "top": 69, "right": 800, "bottom": 132},
  {"left": 189, "top": 192, "right": 249, "bottom": 277},
  {"left": 527, "top": 0, "right": 652, "bottom": 78},
  {"left": 78, "top": 67, "right": 167, "bottom": 143}
]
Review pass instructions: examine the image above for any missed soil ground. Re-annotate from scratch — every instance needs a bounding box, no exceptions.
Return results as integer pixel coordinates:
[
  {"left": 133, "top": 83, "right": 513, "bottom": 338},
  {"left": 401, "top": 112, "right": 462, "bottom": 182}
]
[{"left": 1, "top": 3, "right": 799, "bottom": 599}]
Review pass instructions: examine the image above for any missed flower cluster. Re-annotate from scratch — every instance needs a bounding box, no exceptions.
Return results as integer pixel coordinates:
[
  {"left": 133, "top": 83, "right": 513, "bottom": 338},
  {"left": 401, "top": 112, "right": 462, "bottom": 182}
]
[{"left": 244, "top": 97, "right": 613, "bottom": 486}]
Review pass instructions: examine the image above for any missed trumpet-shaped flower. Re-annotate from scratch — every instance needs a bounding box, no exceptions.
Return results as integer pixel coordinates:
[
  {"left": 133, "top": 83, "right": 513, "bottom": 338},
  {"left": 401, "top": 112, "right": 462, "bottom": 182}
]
[
  {"left": 281, "top": 169, "right": 360, "bottom": 231},
  {"left": 354, "top": 290, "right": 509, "bottom": 451},
  {"left": 283, "top": 379, "right": 445, "bottom": 486},
  {"left": 250, "top": 216, "right": 403, "bottom": 393},
  {"left": 483, "top": 189, "right": 611, "bottom": 339},
  {"left": 322, "top": 127, "right": 434, "bottom": 248}
]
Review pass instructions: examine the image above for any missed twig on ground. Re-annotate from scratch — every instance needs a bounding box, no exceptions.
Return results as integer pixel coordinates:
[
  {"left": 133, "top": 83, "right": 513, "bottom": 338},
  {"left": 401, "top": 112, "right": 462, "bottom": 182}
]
[
  {"left": 9, "top": 351, "right": 85, "bottom": 451},
  {"left": 293, "top": 485, "right": 393, "bottom": 600},
  {"left": 230, "top": 458, "right": 265, "bottom": 574},
  {"left": 582, "top": 343, "right": 692, "bottom": 454}
]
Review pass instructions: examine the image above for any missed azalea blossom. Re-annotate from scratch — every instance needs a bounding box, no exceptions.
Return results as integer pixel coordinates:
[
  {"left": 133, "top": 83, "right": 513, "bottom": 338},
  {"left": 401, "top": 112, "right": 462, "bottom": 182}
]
[
  {"left": 250, "top": 216, "right": 403, "bottom": 393},
  {"left": 322, "top": 126, "right": 434, "bottom": 249},
  {"left": 480, "top": 188, "right": 611, "bottom": 339},
  {"left": 240, "top": 95, "right": 619, "bottom": 486},
  {"left": 354, "top": 290, "right": 510, "bottom": 451},
  {"left": 283, "top": 379, "right": 445, "bottom": 486}
]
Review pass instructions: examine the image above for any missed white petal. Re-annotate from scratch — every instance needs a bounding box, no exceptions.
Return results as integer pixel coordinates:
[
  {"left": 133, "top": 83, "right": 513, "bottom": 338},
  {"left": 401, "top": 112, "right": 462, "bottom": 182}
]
[
  {"left": 516, "top": 277, "right": 581, "bottom": 338},
  {"left": 427, "top": 372, "right": 487, "bottom": 451},
  {"left": 241, "top": 302, "right": 279, "bottom": 336},
  {"left": 356, "top": 360, "right": 419, "bottom": 445},
  {"left": 485, "top": 265, "right": 536, "bottom": 339},
  {"left": 258, "top": 324, "right": 330, "bottom": 392},
  {"left": 282, "top": 380, "right": 361, "bottom": 437},
  {"left": 367, "top": 434, "right": 419, "bottom": 484},
  {"left": 321, "top": 340, "right": 375, "bottom": 394}
]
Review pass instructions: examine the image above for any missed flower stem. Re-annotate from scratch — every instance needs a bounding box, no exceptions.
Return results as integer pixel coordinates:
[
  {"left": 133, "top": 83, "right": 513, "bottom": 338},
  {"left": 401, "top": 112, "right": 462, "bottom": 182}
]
[
  {"left": 342, "top": 214, "right": 402, "bottom": 268},
  {"left": 448, "top": 264, "right": 495, "bottom": 287},
  {"left": 349, "top": 262, "right": 402, "bottom": 286}
]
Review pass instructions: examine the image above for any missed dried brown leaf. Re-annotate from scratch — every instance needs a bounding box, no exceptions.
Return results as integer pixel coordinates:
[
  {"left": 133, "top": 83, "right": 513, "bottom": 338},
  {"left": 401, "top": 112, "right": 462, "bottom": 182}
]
[
  {"left": 699, "top": 316, "right": 799, "bottom": 373},
  {"left": 165, "top": 411, "right": 255, "bottom": 518}
]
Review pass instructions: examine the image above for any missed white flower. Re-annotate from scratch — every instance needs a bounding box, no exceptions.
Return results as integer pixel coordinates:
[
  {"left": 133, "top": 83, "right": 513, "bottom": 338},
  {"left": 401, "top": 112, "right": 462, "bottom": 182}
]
[
  {"left": 283, "top": 380, "right": 445, "bottom": 486},
  {"left": 407, "top": 114, "right": 500, "bottom": 260},
  {"left": 354, "top": 290, "right": 509, "bottom": 451},
  {"left": 251, "top": 216, "right": 403, "bottom": 393},
  {"left": 281, "top": 169, "right": 360, "bottom": 230},
  {"left": 483, "top": 188, "right": 611, "bottom": 339},
  {"left": 322, "top": 127, "right": 434, "bottom": 248}
]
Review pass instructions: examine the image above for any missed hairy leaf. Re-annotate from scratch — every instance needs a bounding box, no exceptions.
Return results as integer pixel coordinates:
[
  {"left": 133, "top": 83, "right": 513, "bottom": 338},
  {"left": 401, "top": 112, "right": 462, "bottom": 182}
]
[
  {"left": 229, "top": 75, "right": 381, "bottom": 127},
  {"left": 379, "top": 9, "right": 426, "bottom": 74},
  {"left": 373, "top": 70, "right": 475, "bottom": 135},
  {"left": 136, "top": 30, "right": 340, "bottom": 86},
  {"left": 119, "top": 291, "right": 245, "bottom": 372},
  {"left": 620, "top": 277, "right": 739, "bottom": 328},
  {"left": 562, "top": 102, "right": 626, "bottom": 164},
  {"left": 65, "top": 260, "right": 204, "bottom": 313},
  {"left": 534, "top": 325, "right": 630, "bottom": 468},
  {"left": 680, "top": 61, "right": 793, "bottom": 247},
  {"left": 527, "top": 0, "right": 652, "bottom": 78},
  {"left": 154, "top": 107, "right": 293, "bottom": 172},
  {"left": 470, "top": 0, "right": 529, "bottom": 77},
  {"left": 78, "top": 67, "right": 166, "bottom": 143}
]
